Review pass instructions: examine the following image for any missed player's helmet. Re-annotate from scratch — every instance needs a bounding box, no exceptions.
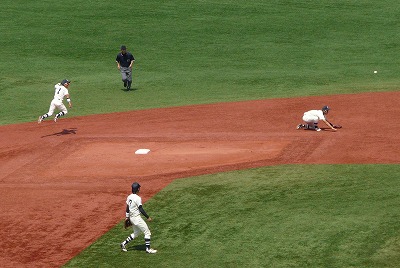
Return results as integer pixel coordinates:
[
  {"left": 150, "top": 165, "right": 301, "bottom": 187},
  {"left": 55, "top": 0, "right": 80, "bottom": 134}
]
[
  {"left": 322, "top": 105, "right": 330, "bottom": 112},
  {"left": 131, "top": 182, "right": 141, "bottom": 193},
  {"left": 61, "top": 79, "right": 71, "bottom": 86}
]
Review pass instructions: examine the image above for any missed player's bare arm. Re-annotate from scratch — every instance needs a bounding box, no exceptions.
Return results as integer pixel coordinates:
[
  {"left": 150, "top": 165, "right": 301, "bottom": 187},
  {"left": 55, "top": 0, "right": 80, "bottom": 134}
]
[{"left": 323, "top": 119, "right": 336, "bottom": 131}]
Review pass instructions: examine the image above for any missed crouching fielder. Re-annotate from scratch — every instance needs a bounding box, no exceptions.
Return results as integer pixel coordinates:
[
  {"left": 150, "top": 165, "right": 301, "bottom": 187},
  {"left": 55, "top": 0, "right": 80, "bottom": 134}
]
[
  {"left": 38, "top": 79, "right": 72, "bottom": 123},
  {"left": 297, "top": 105, "right": 337, "bottom": 131},
  {"left": 120, "top": 182, "right": 157, "bottom": 254}
]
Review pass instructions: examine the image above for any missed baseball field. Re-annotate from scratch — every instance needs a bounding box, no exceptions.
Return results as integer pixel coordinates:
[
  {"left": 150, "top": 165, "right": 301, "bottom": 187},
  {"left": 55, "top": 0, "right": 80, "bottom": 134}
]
[{"left": 1, "top": 1, "right": 400, "bottom": 267}]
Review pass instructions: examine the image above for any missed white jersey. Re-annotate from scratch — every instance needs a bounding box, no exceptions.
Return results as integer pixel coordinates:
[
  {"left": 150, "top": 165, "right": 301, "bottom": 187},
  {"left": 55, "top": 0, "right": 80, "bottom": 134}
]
[
  {"left": 303, "top": 110, "right": 326, "bottom": 120},
  {"left": 126, "top": 193, "right": 142, "bottom": 217},
  {"left": 53, "top": 83, "right": 69, "bottom": 102}
]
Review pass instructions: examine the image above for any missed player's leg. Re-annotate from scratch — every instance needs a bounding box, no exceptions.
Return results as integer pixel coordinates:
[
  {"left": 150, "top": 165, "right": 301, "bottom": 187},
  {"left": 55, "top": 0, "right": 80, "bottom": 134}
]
[
  {"left": 313, "top": 121, "right": 321, "bottom": 131},
  {"left": 136, "top": 218, "right": 157, "bottom": 253},
  {"left": 54, "top": 104, "right": 68, "bottom": 122},
  {"left": 38, "top": 102, "right": 56, "bottom": 123},
  {"left": 126, "top": 68, "right": 132, "bottom": 90},
  {"left": 120, "top": 225, "right": 141, "bottom": 252},
  {"left": 302, "top": 114, "right": 320, "bottom": 130},
  {"left": 305, "top": 120, "right": 320, "bottom": 131},
  {"left": 120, "top": 67, "right": 128, "bottom": 88}
]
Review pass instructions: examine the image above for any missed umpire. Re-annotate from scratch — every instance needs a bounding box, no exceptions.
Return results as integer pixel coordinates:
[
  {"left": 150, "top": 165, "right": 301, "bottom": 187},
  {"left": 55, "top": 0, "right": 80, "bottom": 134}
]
[{"left": 116, "top": 45, "right": 135, "bottom": 90}]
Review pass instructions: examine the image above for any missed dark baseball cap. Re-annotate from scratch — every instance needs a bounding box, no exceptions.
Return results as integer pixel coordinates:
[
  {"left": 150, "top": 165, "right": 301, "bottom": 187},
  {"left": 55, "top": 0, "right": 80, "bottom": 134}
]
[
  {"left": 322, "top": 105, "right": 330, "bottom": 111},
  {"left": 61, "top": 79, "right": 71, "bottom": 86},
  {"left": 120, "top": 45, "right": 127, "bottom": 50}
]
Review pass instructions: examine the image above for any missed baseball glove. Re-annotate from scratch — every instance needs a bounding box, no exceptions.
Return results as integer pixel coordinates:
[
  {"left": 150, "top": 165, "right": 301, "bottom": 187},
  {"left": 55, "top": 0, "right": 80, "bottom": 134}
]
[{"left": 124, "top": 218, "right": 132, "bottom": 229}]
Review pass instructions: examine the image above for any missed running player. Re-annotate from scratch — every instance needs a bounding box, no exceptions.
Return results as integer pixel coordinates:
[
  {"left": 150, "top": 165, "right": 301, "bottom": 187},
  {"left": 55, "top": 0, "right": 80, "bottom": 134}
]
[
  {"left": 38, "top": 79, "right": 72, "bottom": 123},
  {"left": 116, "top": 45, "right": 135, "bottom": 90}
]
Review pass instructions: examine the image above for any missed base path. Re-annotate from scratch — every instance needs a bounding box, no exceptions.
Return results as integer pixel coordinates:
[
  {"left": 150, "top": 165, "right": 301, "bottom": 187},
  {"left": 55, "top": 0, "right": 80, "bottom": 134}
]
[{"left": 0, "top": 92, "right": 399, "bottom": 267}]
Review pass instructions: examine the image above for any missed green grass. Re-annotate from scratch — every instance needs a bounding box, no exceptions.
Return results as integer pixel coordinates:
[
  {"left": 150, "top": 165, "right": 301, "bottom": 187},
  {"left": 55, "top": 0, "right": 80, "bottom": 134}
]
[
  {"left": 64, "top": 165, "right": 400, "bottom": 267},
  {"left": 1, "top": 1, "right": 400, "bottom": 267},
  {"left": 1, "top": 0, "right": 399, "bottom": 125}
]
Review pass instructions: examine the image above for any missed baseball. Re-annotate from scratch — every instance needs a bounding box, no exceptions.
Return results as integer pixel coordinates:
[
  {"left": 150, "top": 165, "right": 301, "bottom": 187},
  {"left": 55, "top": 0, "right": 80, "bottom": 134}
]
[{"left": 374, "top": 70, "right": 378, "bottom": 74}]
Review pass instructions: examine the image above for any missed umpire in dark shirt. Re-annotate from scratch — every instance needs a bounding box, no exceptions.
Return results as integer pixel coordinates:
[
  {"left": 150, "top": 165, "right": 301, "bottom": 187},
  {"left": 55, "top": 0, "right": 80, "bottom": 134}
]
[{"left": 116, "top": 45, "right": 135, "bottom": 90}]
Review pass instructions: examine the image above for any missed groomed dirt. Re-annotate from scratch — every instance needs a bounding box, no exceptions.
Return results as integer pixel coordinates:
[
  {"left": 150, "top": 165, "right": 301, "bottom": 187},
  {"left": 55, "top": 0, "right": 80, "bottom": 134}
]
[{"left": 0, "top": 91, "right": 399, "bottom": 267}]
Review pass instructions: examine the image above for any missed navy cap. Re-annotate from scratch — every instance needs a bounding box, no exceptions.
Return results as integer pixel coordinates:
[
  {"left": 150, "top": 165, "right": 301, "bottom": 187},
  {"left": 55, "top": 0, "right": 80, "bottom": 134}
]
[
  {"left": 322, "top": 105, "right": 330, "bottom": 111},
  {"left": 61, "top": 79, "right": 71, "bottom": 86},
  {"left": 120, "top": 45, "right": 127, "bottom": 50}
]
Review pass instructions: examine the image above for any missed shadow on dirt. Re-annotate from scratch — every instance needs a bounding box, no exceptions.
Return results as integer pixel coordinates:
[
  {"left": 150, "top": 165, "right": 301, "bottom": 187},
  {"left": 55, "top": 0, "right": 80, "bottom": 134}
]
[{"left": 41, "top": 128, "right": 78, "bottom": 138}]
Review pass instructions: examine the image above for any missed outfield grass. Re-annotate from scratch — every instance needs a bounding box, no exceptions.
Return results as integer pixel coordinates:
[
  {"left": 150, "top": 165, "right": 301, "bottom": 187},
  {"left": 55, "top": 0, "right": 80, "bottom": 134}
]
[
  {"left": 1, "top": 0, "right": 399, "bottom": 125},
  {"left": 1, "top": 1, "right": 399, "bottom": 267},
  {"left": 64, "top": 165, "right": 400, "bottom": 267}
]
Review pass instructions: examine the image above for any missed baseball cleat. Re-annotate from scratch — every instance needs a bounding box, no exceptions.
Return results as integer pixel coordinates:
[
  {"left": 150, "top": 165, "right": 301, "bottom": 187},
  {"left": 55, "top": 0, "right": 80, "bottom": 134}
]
[
  {"left": 38, "top": 116, "right": 43, "bottom": 124},
  {"left": 120, "top": 243, "right": 127, "bottom": 252},
  {"left": 296, "top": 124, "right": 304, "bottom": 129},
  {"left": 146, "top": 248, "right": 157, "bottom": 254}
]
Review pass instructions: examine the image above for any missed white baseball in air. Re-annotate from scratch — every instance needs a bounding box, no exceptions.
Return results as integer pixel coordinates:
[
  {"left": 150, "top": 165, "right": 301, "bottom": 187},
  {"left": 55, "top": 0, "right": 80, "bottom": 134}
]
[{"left": 374, "top": 70, "right": 378, "bottom": 74}]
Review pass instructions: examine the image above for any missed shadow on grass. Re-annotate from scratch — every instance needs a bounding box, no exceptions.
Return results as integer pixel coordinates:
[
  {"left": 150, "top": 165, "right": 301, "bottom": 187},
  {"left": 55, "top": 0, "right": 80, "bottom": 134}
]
[
  {"left": 126, "top": 243, "right": 146, "bottom": 252},
  {"left": 120, "top": 87, "right": 139, "bottom": 92}
]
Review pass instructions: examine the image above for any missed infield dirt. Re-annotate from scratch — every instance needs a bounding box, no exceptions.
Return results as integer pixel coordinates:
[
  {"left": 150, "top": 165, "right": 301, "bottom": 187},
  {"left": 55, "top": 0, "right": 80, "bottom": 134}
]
[{"left": 0, "top": 92, "right": 399, "bottom": 267}]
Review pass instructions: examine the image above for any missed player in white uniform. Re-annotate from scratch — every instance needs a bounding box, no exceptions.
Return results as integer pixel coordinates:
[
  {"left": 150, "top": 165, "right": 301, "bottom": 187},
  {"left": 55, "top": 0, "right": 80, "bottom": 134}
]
[
  {"left": 38, "top": 79, "right": 72, "bottom": 123},
  {"left": 297, "top": 106, "right": 337, "bottom": 131},
  {"left": 120, "top": 182, "right": 157, "bottom": 254}
]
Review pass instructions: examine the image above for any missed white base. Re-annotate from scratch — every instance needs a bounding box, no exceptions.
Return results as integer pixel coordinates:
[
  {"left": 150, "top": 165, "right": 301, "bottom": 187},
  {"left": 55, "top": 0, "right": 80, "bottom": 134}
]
[{"left": 135, "top": 149, "right": 151, "bottom": 155}]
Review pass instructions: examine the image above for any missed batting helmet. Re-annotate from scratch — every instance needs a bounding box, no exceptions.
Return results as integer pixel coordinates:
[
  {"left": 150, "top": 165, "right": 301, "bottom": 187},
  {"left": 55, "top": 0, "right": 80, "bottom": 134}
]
[{"left": 131, "top": 182, "right": 141, "bottom": 193}]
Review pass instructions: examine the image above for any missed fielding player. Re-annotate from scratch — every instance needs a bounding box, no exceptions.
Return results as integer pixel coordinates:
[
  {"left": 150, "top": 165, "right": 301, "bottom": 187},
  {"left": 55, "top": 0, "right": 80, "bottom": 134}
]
[
  {"left": 120, "top": 182, "right": 157, "bottom": 254},
  {"left": 297, "top": 106, "right": 337, "bottom": 131}
]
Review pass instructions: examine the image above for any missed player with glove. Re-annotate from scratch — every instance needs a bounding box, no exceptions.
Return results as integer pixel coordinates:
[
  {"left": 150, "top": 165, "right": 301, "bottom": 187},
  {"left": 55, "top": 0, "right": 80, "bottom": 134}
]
[
  {"left": 297, "top": 106, "right": 340, "bottom": 131},
  {"left": 120, "top": 182, "right": 157, "bottom": 254}
]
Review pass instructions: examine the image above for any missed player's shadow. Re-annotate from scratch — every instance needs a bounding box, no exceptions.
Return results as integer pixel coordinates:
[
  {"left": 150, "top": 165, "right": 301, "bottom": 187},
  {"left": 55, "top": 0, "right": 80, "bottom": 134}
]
[
  {"left": 120, "top": 86, "right": 139, "bottom": 92},
  {"left": 125, "top": 244, "right": 146, "bottom": 252},
  {"left": 41, "top": 128, "right": 78, "bottom": 138}
]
